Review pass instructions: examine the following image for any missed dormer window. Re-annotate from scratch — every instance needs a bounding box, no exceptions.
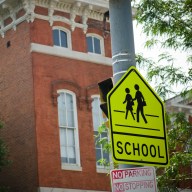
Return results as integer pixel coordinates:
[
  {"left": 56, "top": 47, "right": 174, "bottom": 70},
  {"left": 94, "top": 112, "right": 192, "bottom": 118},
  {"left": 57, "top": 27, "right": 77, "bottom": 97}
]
[
  {"left": 86, "top": 34, "right": 104, "bottom": 55},
  {"left": 52, "top": 27, "right": 72, "bottom": 49}
]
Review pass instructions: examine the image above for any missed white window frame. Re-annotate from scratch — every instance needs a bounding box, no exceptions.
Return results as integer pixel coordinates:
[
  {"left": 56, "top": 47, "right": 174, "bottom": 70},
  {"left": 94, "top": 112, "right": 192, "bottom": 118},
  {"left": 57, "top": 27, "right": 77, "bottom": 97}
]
[
  {"left": 53, "top": 26, "right": 72, "bottom": 49},
  {"left": 86, "top": 33, "right": 105, "bottom": 56},
  {"left": 91, "top": 95, "right": 109, "bottom": 172},
  {"left": 57, "top": 89, "right": 81, "bottom": 171}
]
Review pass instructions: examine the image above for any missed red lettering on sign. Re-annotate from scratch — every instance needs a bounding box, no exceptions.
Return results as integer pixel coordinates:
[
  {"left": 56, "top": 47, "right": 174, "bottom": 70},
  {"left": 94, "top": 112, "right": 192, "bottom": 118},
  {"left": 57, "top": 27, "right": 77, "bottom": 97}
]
[
  {"left": 112, "top": 168, "right": 152, "bottom": 180},
  {"left": 112, "top": 170, "right": 124, "bottom": 179}
]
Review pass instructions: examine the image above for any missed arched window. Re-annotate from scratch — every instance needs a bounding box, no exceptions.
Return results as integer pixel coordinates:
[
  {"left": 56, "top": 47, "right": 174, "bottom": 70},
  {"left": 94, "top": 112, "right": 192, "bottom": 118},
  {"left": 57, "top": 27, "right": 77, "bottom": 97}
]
[
  {"left": 86, "top": 34, "right": 104, "bottom": 55},
  {"left": 57, "top": 90, "right": 80, "bottom": 169},
  {"left": 91, "top": 95, "right": 109, "bottom": 169},
  {"left": 53, "top": 27, "right": 72, "bottom": 49}
]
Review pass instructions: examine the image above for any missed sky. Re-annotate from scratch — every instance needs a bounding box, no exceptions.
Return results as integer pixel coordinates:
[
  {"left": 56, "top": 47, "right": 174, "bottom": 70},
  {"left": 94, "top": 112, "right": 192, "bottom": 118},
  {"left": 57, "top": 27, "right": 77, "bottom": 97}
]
[
  {"left": 130, "top": 0, "right": 190, "bottom": 72},
  {"left": 132, "top": 21, "right": 190, "bottom": 98},
  {"left": 133, "top": 21, "right": 189, "bottom": 70}
]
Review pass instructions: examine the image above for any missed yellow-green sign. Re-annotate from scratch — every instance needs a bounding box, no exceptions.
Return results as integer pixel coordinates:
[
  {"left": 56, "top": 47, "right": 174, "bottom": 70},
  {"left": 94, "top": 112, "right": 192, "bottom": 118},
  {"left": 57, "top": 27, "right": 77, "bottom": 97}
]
[{"left": 107, "top": 66, "right": 169, "bottom": 167}]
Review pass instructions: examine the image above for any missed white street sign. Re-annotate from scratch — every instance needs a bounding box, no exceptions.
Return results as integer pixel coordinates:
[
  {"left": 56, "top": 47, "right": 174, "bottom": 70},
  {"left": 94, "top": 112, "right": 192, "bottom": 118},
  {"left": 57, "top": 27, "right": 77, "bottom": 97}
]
[{"left": 110, "top": 166, "right": 157, "bottom": 192}]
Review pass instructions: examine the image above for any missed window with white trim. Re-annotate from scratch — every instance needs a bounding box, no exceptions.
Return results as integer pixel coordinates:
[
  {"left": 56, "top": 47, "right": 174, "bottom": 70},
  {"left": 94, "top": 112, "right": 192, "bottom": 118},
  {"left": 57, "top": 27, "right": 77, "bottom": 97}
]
[
  {"left": 53, "top": 27, "right": 72, "bottom": 49},
  {"left": 57, "top": 90, "right": 81, "bottom": 169},
  {"left": 86, "top": 34, "right": 104, "bottom": 55},
  {"left": 91, "top": 95, "right": 109, "bottom": 169}
]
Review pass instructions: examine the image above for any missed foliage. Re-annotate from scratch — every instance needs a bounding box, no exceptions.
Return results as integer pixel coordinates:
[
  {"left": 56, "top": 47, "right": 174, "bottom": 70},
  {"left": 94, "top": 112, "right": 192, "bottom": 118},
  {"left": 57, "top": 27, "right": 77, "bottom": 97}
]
[
  {"left": 96, "top": 112, "right": 192, "bottom": 190},
  {"left": 0, "top": 187, "right": 10, "bottom": 192},
  {"left": 0, "top": 122, "right": 9, "bottom": 172},
  {"left": 95, "top": 123, "right": 118, "bottom": 170},
  {"left": 133, "top": 1, "right": 192, "bottom": 190},
  {"left": 0, "top": 122, "right": 10, "bottom": 192},
  {"left": 134, "top": 1, "right": 192, "bottom": 190},
  {"left": 133, "top": 0, "right": 192, "bottom": 50},
  {"left": 95, "top": 123, "right": 112, "bottom": 169},
  {"left": 135, "top": 53, "right": 192, "bottom": 100},
  {"left": 133, "top": 0, "right": 192, "bottom": 100},
  {"left": 97, "top": 1, "right": 192, "bottom": 191},
  {"left": 157, "top": 112, "right": 192, "bottom": 191}
]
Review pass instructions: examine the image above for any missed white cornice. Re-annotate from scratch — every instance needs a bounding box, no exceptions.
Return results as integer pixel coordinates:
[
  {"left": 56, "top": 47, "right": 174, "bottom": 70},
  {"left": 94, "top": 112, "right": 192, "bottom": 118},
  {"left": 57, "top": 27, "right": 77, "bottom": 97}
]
[
  {"left": 31, "top": 43, "right": 112, "bottom": 66},
  {"left": 0, "top": 0, "right": 109, "bottom": 37}
]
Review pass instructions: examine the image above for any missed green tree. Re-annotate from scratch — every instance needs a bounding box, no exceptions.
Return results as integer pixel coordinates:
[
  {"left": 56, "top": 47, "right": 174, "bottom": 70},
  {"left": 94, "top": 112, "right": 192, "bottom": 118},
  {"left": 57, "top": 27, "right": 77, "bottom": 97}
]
[
  {"left": 156, "top": 112, "right": 192, "bottom": 191},
  {"left": 133, "top": 0, "right": 192, "bottom": 99},
  {"left": 98, "top": 1, "right": 191, "bottom": 191},
  {"left": 0, "top": 122, "right": 10, "bottom": 192},
  {"left": 97, "top": 112, "right": 192, "bottom": 190},
  {"left": 133, "top": 0, "right": 192, "bottom": 190},
  {"left": 134, "top": 0, "right": 192, "bottom": 50}
]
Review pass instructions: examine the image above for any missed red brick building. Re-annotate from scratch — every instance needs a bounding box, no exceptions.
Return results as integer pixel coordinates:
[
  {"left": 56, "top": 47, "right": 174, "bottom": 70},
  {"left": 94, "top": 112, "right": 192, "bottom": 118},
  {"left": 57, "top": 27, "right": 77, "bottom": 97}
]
[{"left": 0, "top": 0, "right": 112, "bottom": 191}]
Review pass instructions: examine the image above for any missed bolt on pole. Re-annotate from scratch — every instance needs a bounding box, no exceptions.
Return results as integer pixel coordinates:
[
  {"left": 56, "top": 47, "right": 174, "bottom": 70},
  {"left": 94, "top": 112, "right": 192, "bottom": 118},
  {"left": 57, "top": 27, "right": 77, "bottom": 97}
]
[{"left": 109, "top": 0, "right": 137, "bottom": 168}]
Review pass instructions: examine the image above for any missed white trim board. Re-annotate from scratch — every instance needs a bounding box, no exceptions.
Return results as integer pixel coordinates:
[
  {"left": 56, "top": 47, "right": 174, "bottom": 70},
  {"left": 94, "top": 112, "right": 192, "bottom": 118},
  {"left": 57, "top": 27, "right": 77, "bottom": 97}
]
[{"left": 31, "top": 43, "right": 112, "bottom": 66}]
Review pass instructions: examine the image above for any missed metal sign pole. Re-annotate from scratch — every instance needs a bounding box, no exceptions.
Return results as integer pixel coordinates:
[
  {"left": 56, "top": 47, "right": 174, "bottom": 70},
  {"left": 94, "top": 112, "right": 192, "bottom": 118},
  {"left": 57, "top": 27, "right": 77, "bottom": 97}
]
[
  {"left": 109, "top": 0, "right": 136, "bottom": 84},
  {"left": 109, "top": 0, "right": 137, "bottom": 168}
]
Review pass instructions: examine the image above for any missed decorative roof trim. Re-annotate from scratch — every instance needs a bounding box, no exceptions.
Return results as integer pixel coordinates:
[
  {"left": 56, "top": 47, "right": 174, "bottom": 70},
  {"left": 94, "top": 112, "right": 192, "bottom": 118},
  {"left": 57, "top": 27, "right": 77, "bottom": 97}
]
[{"left": 0, "top": 0, "right": 109, "bottom": 37}]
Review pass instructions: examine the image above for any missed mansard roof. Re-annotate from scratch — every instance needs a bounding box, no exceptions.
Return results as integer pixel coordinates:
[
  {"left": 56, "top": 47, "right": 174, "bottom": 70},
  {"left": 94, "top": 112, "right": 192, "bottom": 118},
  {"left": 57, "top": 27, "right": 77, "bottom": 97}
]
[{"left": 0, "top": 0, "right": 109, "bottom": 37}]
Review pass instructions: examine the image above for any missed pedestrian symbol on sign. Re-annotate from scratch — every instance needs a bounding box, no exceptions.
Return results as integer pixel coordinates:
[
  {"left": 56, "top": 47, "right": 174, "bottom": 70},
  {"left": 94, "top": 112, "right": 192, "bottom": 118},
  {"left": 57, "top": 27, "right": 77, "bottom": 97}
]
[
  {"left": 123, "top": 84, "right": 148, "bottom": 123},
  {"left": 123, "top": 88, "right": 135, "bottom": 120},
  {"left": 133, "top": 84, "right": 147, "bottom": 124}
]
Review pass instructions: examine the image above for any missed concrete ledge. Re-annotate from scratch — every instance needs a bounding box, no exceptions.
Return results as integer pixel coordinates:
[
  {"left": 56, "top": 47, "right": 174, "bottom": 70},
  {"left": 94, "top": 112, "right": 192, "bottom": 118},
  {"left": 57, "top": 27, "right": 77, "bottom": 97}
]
[{"left": 31, "top": 43, "right": 112, "bottom": 66}]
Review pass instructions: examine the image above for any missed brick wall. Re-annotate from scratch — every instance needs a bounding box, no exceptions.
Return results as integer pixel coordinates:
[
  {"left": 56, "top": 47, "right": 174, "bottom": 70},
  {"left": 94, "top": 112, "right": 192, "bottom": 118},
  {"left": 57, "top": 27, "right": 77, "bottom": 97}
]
[
  {"left": 32, "top": 52, "right": 112, "bottom": 190},
  {"left": 30, "top": 9, "right": 112, "bottom": 191},
  {"left": 0, "top": 22, "right": 38, "bottom": 192},
  {"left": 0, "top": 5, "right": 113, "bottom": 191}
]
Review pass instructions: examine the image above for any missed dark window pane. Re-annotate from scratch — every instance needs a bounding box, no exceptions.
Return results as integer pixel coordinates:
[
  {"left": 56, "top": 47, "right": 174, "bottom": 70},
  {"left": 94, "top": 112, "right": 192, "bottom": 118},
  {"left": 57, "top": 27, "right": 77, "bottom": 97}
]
[
  {"left": 86, "top": 36, "right": 93, "bottom": 52},
  {"left": 101, "top": 132, "right": 107, "bottom": 138},
  {"left": 69, "top": 158, "right": 76, "bottom": 164},
  {"left": 53, "top": 29, "right": 60, "bottom": 46},
  {"left": 95, "top": 138, "right": 101, "bottom": 149},
  {"left": 94, "top": 131, "right": 98, "bottom": 137},
  {"left": 61, "top": 157, "right": 68, "bottom": 163},
  {"left": 96, "top": 149, "right": 102, "bottom": 163},
  {"left": 103, "top": 151, "right": 109, "bottom": 162},
  {"left": 60, "top": 31, "right": 68, "bottom": 48},
  {"left": 94, "top": 131, "right": 101, "bottom": 148},
  {"left": 94, "top": 37, "right": 101, "bottom": 54}
]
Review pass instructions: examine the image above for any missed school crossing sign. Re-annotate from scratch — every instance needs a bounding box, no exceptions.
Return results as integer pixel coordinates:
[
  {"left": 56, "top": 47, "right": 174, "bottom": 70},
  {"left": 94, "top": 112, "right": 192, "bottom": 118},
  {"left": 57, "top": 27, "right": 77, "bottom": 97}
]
[{"left": 107, "top": 66, "right": 169, "bottom": 167}]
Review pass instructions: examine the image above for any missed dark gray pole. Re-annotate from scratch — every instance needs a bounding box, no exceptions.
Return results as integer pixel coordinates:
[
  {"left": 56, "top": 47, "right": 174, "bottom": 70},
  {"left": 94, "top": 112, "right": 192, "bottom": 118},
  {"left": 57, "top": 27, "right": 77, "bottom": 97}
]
[
  {"left": 109, "top": 0, "right": 137, "bottom": 168},
  {"left": 109, "top": 0, "right": 136, "bottom": 85}
]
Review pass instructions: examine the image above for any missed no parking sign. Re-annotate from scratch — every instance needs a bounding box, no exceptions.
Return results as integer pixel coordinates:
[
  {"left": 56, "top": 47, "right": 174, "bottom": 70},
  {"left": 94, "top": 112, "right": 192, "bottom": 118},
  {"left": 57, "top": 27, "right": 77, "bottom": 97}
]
[{"left": 110, "top": 167, "right": 157, "bottom": 192}]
